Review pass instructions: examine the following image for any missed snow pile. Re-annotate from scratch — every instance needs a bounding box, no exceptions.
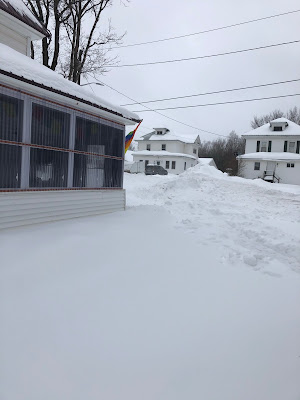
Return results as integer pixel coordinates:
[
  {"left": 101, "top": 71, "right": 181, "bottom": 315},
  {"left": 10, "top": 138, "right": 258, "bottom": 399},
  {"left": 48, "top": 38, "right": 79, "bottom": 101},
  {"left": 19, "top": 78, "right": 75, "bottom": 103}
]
[{"left": 1, "top": 164, "right": 300, "bottom": 400}]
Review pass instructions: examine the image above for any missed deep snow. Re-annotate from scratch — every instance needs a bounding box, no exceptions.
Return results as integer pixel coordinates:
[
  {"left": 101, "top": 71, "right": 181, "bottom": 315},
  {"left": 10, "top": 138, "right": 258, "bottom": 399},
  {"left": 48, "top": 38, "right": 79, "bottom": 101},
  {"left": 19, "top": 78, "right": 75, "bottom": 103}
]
[{"left": 0, "top": 165, "right": 299, "bottom": 400}]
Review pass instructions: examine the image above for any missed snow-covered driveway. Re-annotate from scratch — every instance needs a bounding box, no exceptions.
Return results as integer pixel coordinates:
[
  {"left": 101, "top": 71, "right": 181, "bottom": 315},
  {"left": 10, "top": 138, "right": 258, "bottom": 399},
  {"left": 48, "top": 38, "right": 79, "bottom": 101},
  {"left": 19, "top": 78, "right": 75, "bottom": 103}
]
[{"left": 0, "top": 166, "right": 299, "bottom": 400}]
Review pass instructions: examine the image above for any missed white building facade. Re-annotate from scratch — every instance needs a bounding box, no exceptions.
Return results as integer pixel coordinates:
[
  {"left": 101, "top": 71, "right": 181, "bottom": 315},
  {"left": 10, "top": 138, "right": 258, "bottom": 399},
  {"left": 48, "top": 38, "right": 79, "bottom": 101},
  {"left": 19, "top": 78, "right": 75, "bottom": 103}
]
[
  {"left": 132, "top": 128, "right": 200, "bottom": 175},
  {"left": 237, "top": 118, "right": 300, "bottom": 185}
]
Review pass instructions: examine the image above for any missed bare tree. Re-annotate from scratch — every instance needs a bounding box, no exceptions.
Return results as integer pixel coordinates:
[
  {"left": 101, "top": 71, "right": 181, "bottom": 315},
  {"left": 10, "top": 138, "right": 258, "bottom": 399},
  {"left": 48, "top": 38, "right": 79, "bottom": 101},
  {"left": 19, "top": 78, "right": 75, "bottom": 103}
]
[
  {"left": 25, "top": 0, "right": 125, "bottom": 83},
  {"left": 251, "top": 107, "right": 300, "bottom": 128}
]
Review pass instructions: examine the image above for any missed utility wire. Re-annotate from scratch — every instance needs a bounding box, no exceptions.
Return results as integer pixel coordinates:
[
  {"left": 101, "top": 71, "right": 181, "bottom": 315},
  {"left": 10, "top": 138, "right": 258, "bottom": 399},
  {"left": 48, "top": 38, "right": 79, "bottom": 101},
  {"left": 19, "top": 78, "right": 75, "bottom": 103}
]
[
  {"left": 121, "top": 78, "right": 300, "bottom": 106},
  {"left": 108, "top": 39, "right": 300, "bottom": 68},
  {"left": 133, "top": 93, "right": 300, "bottom": 112},
  {"left": 88, "top": 74, "right": 227, "bottom": 137},
  {"left": 110, "top": 9, "right": 300, "bottom": 49}
]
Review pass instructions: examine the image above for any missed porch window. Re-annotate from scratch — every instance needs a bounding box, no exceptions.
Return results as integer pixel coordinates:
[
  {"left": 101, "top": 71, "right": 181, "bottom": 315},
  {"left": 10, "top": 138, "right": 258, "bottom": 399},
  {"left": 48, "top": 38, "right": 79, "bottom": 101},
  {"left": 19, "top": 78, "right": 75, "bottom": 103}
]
[
  {"left": 31, "top": 103, "right": 70, "bottom": 148},
  {"left": 0, "top": 93, "right": 23, "bottom": 189},
  {"left": 165, "top": 161, "right": 170, "bottom": 169},
  {"left": 172, "top": 161, "right": 176, "bottom": 169},
  {"left": 254, "top": 162, "right": 260, "bottom": 170},
  {"left": 30, "top": 148, "right": 68, "bottom": 188}
]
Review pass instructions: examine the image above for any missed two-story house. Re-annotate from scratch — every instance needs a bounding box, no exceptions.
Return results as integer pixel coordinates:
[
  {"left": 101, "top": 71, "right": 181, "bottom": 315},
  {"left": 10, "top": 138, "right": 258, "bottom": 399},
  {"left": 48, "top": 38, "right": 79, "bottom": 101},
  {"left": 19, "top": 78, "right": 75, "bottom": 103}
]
[
  {"left": 132, "top": 128, "right": 201, "bottom": 174},
  {"left": 0, "top": 0, "right": 140, "bottom": 229},
  {"left": 237, "top": 118, "right": 300, "bottom": 185}
]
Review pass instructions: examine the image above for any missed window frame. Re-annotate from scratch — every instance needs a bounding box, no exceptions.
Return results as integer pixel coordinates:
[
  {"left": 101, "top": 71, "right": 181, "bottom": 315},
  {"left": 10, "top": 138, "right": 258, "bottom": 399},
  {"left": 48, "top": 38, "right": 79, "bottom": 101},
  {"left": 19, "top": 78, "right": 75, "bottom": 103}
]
[
  {"left": 254, "top": 162, "right": 260, "bottom": 171},
  {"left": 171, "top": 161, "right": 176, "bottom": 169},
  {"left": 162, "top": 144, "right": 166, "bottom": 151}
]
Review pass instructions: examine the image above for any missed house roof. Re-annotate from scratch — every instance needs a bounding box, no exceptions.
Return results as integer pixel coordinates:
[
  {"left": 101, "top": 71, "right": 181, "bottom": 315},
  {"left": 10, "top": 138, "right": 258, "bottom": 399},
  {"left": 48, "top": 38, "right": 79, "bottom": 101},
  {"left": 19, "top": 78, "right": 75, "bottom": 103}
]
[
  {"left": 137, "top": 130, "right": 200, "bottom": 144},
  {"left": 0, "top": 0, "right": 50, "bottom": 37},
  {"left": 0, "top": 44, "right": 141, "bottom": 124},
  {"left": 133, "top": 150, "right": 197, "bottom": 160},
  {"left": 243, "top": 118, "right": 300, "bottom": 137},
  {"left": 237, "top": 152, "right": 300, "bottom": 161}
]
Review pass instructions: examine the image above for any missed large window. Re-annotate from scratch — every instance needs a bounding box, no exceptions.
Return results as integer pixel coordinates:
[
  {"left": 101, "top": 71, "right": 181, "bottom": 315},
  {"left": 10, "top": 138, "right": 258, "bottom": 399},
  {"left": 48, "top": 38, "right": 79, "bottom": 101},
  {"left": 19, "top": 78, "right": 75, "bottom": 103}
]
[
  {"left": 31, "top": 103, "right": 70, "bottom": 148},
  {"left": 0, "top": 144, "right": 22, "bottom": 188},
  {"left": 0, "top": 93, "right": 23, "bottom": 141},
  {"left": 0, "top": 93, "right": 23, "bottom": 189},
  {"left": 73, "top": 117, "right": 123, "bottom": 188},
  {"left": 29, "top": 148, "right": 69, "bottom": 188},
  {"left": 0, "top": 88, "right": 125, "bottom": 190}
]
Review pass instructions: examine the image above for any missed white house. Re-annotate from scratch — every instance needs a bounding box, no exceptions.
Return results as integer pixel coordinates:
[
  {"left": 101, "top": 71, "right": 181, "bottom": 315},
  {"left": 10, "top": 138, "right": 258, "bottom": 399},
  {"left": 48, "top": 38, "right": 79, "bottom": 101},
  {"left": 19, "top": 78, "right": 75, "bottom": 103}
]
[
  {"left": 237, "top": 118, "right": 300, "bottom": 185},
  {"left": 132, "top": 128, "right": 201, "bottom": 174},
  {"left": 0, "top": 0, "right": 140, "bottom": 229}
]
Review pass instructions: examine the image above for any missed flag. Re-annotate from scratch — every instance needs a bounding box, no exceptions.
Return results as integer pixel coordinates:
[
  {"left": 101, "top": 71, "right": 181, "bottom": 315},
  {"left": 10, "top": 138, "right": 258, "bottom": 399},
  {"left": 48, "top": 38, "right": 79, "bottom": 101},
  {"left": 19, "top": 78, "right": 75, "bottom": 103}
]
[{"left": 125, "top": 121, "right": 142, "bottom": 153}]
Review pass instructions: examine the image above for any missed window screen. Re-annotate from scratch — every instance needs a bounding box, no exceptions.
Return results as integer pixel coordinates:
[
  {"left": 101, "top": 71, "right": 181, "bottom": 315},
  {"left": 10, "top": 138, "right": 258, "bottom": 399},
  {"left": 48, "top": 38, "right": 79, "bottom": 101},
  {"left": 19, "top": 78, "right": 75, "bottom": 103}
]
[
  {"left": 29, "top": 148, "right": 69, "bottom": 188},
  {"left": 0, "top": 93, "right": 23, "bottom": 142},
  {"left": 31, "top": 103, "right": 70, "bottom": 148},
  {"left": 0, "top": 143, "right": 22, "bottom": 188}
]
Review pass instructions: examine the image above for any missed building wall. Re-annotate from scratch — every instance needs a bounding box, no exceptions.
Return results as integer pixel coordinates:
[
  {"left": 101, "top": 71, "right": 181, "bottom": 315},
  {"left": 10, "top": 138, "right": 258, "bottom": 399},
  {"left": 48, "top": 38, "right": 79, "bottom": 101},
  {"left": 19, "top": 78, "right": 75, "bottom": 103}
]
[
  {"left": 240, "top": 159, "right": 300, "bottom": 185},
  {"left": 0, "top": 22, "right": 28, "bottom": 55},
  {"left": 245, "top": 136, "right": 300, "bottom": 154},
  {"left": 132, "top": 154, "right": 197, "bottom": 175},
  {"left": 0, "top": 189, "right": 126, "bottom": 229},
  {"left": 138, "top": 140, "right": 185, "bottom": 153}
]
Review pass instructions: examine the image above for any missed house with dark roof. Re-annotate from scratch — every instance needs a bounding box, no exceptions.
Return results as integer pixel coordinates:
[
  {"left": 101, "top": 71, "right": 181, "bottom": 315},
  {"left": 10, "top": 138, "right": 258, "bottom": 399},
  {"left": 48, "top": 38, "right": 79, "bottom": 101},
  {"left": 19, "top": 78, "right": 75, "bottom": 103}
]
[
  {"left": 237, "top": 118, "right": 300, "bottom": 185},
  {"left": 0, "top": 0, "right": 141, "bottom": 229}
]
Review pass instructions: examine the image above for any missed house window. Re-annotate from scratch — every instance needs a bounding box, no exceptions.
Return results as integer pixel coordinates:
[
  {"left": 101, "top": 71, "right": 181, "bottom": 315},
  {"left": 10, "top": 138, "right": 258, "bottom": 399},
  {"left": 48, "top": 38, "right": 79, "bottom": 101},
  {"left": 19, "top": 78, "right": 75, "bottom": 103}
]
[
  {"left": 260, "top": 141, "right": 267, "bottom": 152},
  {"left": 165, "top": 161, "right": 170, "bottom": 169},
  {"left": 193, "top": 148, "right": 196, "bottom": 154},
  {"left": 256, "top": 141, "right": 260, "bottom": 152},
  {"left": 287, "top": 163, "right": 295, "bottom": 168},
  {"left": 287, "top": 163, "right": 290, "bottom": 168},
  {"left": 254, "top": 162, "right": 260, "bottom": 170},
  {"left": 288, "top": 142, "right": 295, "bottom": 152},
  {"left": 31, "top": 103, "right": 70, "bottom": 148},
  {"left": 291, "top": 163, "right": 295, "bottom": 168},
  {"left": 157, "top": 131, "right": 163, "bottom": 135},
  {"left": 73, "top": 116, "right": 123, "bottom": 188},
  {"left": 184, "top": 162, "right": 186, "bottom": 170},
  {"left": 147, "top": 144, "right": 151, "bottom": 151},
  {"left": 145, "top": 160, "right": 149, "bottom": 167},
  {"left": 157, "top": 161, "right": 160, "bottom": 166},
  {"left": 268, "top": 141, "right": 272, "bottom": 152},
  {"left": 172, "top": 161, "right": 176, "bottom": 169},
  {"left": 162, "top": 144, "right": 166, "bottom": 151},
  {"left": 273, "top": 126, "right": 282, "bottom": 131},
  {"left": 0, "top": 93, "right": 23, "bottom": 189}
]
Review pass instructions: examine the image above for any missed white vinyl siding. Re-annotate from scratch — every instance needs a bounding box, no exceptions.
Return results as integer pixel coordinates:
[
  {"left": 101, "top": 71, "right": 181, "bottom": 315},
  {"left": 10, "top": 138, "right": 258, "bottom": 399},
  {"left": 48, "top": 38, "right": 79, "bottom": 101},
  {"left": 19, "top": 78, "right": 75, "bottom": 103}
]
[{"left": 0, "top": 189, "right": 125, "bottom": 230}]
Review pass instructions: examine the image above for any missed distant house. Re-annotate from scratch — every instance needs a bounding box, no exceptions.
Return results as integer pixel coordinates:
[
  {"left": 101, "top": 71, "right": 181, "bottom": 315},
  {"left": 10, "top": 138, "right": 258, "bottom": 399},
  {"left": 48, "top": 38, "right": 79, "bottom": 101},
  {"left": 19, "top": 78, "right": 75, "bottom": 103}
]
[
  {"left": 237, "top": 118, "right": 300, "bottom": 185},
  {"left": 0, "top": 0, "right": 140, "bottom": 229},
  {"left": 132, "top": 128, "right": 200, "bottom": 174}
]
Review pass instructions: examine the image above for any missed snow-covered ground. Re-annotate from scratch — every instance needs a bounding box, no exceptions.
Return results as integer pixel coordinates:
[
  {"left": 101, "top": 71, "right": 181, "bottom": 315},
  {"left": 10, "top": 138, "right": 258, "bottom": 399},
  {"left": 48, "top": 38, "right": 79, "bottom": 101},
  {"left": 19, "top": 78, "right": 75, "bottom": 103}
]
[{"left": 1, "top": 165, "right": 300, "bottom": 400}]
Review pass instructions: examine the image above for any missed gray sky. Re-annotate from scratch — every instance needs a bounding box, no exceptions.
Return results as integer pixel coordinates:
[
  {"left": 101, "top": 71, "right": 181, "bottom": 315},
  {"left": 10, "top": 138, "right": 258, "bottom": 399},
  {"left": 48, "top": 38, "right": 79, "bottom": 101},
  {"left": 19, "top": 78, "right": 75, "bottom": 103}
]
[{"left": 84, "top": 0, "right": 300, "bottom": 141}]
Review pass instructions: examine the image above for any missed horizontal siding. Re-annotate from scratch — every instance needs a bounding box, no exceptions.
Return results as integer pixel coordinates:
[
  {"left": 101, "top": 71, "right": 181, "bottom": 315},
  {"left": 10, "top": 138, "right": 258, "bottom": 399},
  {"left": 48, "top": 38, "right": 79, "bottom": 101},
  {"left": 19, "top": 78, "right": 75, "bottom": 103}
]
[
  {"left": 0, "top": 23, "right": 27, "bottom": 55},
  {"left": 0, "top": 189, "right": 126, "bottom": 229}
]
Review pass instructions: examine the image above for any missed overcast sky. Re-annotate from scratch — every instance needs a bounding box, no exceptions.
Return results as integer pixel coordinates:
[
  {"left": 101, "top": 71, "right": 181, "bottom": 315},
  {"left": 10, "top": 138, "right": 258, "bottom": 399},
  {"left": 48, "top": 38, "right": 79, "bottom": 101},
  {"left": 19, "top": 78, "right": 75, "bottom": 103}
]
[{"left": 83, "top": 0, "right": 300, "bottom": 141}]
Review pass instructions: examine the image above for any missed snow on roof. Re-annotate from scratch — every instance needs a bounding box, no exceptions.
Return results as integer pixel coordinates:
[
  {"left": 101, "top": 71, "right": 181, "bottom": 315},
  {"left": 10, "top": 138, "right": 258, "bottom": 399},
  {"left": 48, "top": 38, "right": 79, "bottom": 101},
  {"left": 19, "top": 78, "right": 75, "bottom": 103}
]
[
  {"left": 243, "top": 118, "right": 300, "bottom": 137},
  {"left": 133, "top": 150, "right": 197, "bottom": 160},
  {"left": 0, "top": 44, "right": 140, "bottom": 124},
  {"left": 237, "top": 152, "right": 300, "bottom": 161},
  {"left": 198, "top": 158, "right": 216, "bottom": 166},
  {"left": 0, "top": 0, "right": 50, "bottom": 37},
  {"left": 137, "top": 130, "right": 199, "bottom": 144}
]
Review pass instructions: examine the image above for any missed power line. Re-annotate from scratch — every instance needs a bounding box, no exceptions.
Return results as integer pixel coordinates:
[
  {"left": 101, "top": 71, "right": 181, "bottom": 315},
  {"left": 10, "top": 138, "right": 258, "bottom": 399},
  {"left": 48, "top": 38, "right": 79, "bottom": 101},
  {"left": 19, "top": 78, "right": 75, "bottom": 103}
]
[
  {"left": 110, "top": 9, "right": 300, "bottom": 49},
  {"left": 88, "top": 74, "right": 227, "bottom": 138},
  {"left": 108, "top": 39, "right": 300, "bottom": 68},
  {"left": 121, "top": 78, "right": 300, "bottom": 106},
  {"left": 132, "top": 93, "right": 300, "bottom": 112}
]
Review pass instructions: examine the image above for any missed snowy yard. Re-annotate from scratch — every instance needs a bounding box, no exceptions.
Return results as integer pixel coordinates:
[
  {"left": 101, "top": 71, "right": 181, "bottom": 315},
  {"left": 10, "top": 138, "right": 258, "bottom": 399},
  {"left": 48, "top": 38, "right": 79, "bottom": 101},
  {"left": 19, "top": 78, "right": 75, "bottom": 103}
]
[{"left": 1, "top": 165, "right": 300, "bottom": 400}]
